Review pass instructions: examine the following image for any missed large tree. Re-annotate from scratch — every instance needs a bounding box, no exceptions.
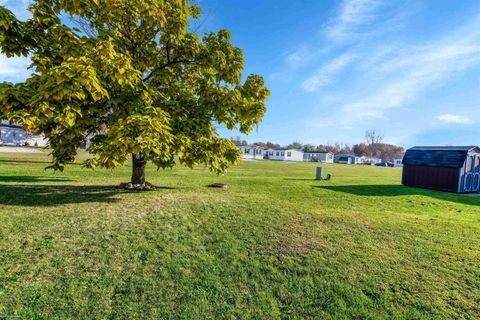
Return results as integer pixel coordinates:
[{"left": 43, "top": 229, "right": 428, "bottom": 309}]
[{"left": 0, "top": 0, "right": 269, "bottom": 187}]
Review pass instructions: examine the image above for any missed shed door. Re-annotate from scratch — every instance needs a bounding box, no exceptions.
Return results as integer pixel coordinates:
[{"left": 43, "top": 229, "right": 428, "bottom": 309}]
[
  {"left": 473, "top": 156, "right": 480, "bottom": 192},
  {"left": 463, "top": 155, "right": 480, "bottom": 193}
]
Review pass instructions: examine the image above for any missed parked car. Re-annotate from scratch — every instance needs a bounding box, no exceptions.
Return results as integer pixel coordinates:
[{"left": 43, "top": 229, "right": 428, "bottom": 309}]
[{"left": 375, "top": 162, "right": 394, "bottom": 167}]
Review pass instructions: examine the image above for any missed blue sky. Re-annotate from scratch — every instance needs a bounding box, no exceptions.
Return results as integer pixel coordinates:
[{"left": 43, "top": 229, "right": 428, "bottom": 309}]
[{"left": 1, "top": 0, "right": 479, "bottom": 148}]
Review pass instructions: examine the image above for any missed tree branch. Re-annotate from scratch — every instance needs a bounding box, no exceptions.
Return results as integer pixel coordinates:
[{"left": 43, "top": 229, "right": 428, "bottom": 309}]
[{"left": 143, "top": 59, "right": 196, "bottom": 82}]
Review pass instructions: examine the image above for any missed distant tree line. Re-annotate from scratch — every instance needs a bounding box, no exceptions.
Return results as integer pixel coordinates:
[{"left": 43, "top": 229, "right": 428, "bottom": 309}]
[
  {"left": 231, "top": 136, "right": 249, "bottom": 146},
  {"left": 231, "top": 129, "right": 404, "bottom": 162},
  {"left": 230, "top": 136, "right": 280, "bottom": 149}
]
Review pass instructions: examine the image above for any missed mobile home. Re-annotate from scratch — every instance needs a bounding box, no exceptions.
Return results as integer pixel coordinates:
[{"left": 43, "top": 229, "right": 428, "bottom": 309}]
[
  {"left": 393, "top": 159, "right": 403, "bottom": 167},
  {"left": 237, "top": 145, "right": 264, "bottom": 159},
  {"left": 0, "top": 123, "right": 26, "bottom": 145},
  {"left": 303, "top": 151, "right": 334, "bottom": 163},
  {"left": 334, "top": 154, "right": 359, "bottom": 164},
  {"left": 268, "top": 148, "right": 303, "bottom": 161}
]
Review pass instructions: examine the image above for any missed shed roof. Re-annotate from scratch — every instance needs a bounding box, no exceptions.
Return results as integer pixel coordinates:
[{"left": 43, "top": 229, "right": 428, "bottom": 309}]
[
  {"left": 304, "top": 151, "right": 332, "bottom": 154},
  {"left": 0, "top": 123, "right": 22, "bottom": 129},
  {"left": 274, "top": 148, "right": 302, "bottom": 151},
  {"left": 403, "top": 146, "right": 480, "bottom": 168},
  {"left": 335, "top": 154, "right": 357, "bottom": 158},
  {"left": 238, "top": 145, "right": 265, "bottom": 149}
]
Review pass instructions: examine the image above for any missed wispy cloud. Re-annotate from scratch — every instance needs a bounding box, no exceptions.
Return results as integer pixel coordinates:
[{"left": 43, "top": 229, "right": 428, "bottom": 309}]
[
  {"left": 294, "top": 0, "right": 388, "bottom": 91},
  {"left": 335, "top": 21, "right": 480, "bottom": 125},
  {"left": 0, "top": 54, "right": 32, "bottom": 82},
  {"left": 273, "top": 0, "right": 383, "bottom": 79},
  {"left": 270, "top": 45, "right": 331, "bottom": 82},
  {"left": 436, "top": 114, "right": 473, "bottom": 124},
  {"left": 0, "top": 1, "right": 34, "bottom": 83},
  {"left": 285, "top": 47, "right": 313, "bottom": 68},
  {"left": 301, "top": 53, "right": 356, "bottom": 91},
  {"left": 303, "top": 118, "right": 332, "bottom": 129},
  {"left": 326, "top": 0, "right": 383, "bottom": 41},
  {"left": 271, "top": 0, "right": 385, "bottom": 84},
  {"left": 0, "top": 0, "right": 32, "bottom": 20}
]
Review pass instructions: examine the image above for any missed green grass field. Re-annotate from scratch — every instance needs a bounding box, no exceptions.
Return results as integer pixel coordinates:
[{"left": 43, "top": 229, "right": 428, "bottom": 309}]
[{"left": 0, "top": 153, "right": 479, "bottom": 319}]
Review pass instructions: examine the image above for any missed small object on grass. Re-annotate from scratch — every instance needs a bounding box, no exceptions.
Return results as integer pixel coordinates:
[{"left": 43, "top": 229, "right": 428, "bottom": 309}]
[
  {"left": 119, "top": 182, "right": 156, "bottom": 190},
  {"left": 325, "top": 174, "right": 332, "bottom": 181},
  {"left": 208, "top": 183, "right": 229, "bottom": 189}
]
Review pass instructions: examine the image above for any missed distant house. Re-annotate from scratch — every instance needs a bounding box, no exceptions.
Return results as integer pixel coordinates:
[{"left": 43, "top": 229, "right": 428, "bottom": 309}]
[
  {"left": 263, "top": 148, "right": 275, "bottom": 159},
  {"left": 0, "top": 122, "right": 48, "bottom": 147},
  {"left": 266, "top": 148, "right": 303, "bottom": 161},
  {"left": 358, "top": 156, "right": 382, "bottom": 165},
  {"left": 393, "top": 159, "right": 403, "bottom": 167},
  {"left": 402, "top": 146, "right": 480, "bottom": 193},
  {"left": 303, "top": 151, "right": 334, "bottom": 163},
  {"left": 334, "top": 154, "right": 359, "bottom": 164},
  {"left": 237, "top": 145, "right": 264, "bottom": 159},
  {"left": 26, "top": 135, "right": 49, "bottom": 147},
  {"left": 0, "top": 123, "right": 26, "bottom": 145}
]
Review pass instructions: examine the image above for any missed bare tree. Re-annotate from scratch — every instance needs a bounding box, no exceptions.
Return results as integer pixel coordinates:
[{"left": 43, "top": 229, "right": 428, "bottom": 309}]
[
  {"left": 365, "top": 129, "right": 384, "bottom": 145},
  {"left": 365, "top": 129, "right": 384, "bottom": 157}
]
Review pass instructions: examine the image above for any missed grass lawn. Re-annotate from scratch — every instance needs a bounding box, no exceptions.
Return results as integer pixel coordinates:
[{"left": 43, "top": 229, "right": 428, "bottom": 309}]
[{"left": 0, "top": 153, "right": 479, "bottom": 319}]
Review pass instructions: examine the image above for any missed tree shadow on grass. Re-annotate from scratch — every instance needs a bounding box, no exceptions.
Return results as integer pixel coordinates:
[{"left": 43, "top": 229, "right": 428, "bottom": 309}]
[
  {"left": 0, "top": 159, "right": 82, "bottom": 165},
  {"left": 0, "top": 159, "right": 48, "bottom": 164},
  {"left": 0, "top": 176, "right": 73, "bottom": 183},
  {"left": 313, "top": 184, "right": 480, "bottom": 206},
  {"left": 0, "top": 184, "right": 176, "bottom": 207},
  {"left": 0, "top": 184, "right": 121, "bottom": 207}
]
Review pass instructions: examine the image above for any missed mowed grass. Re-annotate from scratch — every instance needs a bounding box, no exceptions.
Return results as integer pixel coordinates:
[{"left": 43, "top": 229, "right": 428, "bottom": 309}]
[{"left": 0, "top": 153, "right": 479, "bottom": 319}]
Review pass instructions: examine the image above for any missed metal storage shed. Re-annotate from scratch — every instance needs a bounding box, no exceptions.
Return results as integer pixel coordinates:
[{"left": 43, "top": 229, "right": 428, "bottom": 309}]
[{"left": 402, "top": 146, "right": 480, "bottom": 193}]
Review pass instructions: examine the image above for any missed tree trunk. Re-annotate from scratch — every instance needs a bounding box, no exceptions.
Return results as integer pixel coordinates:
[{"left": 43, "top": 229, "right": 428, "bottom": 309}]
[{"left": 131, "top": 152, "right": 146, "bottom": 185}]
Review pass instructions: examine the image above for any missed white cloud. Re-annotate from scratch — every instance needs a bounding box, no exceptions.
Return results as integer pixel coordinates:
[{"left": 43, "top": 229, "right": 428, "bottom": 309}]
[
  {"left": 268, "top": 47, "right": 322, "bottom": 81},
  {"left": 334, "top": 22, "right": 480, "bottom": 125},
  {"left": 436, "top": 114, "right": 473, "bottom": 124},
  {"left": 0, "top": 54, "right": 32, "bottom": 82},
  {"left": 283, "top": 45, "right": 332, "bottom": 69},
  {"left": 285, "top": 47, "right": 312, "bottom": 68},
  {"left": 271, "top": 0, "right": 384, "bottom": 83},
  {"left": 326, "top": 0, "right": 383, "bottom": 41},
  {"left": 0, "top": 0, "right": 32, "bottom": 20},
  {"left": 301, "top": 53, "right": 356, "bottom": 91},
  {"left": 303, "top": 118, "right": 332, "bottom": 129},
  {"left": 0, "top": 1, "right": 34, "bottom": 83}
]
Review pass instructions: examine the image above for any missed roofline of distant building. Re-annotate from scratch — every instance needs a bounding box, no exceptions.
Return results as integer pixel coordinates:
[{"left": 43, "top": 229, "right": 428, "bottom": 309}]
[
  {"left": 303, "top": 151, "right": 333, "bottom": 154},
  {"left": 0, "top": 124, "right": 22, "bottom": 129}
]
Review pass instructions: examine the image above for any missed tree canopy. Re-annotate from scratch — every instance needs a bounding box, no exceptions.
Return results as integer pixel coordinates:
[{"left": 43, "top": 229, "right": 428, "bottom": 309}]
[{"left": 0, "top": 0, "right": 269, "bottom": 185}]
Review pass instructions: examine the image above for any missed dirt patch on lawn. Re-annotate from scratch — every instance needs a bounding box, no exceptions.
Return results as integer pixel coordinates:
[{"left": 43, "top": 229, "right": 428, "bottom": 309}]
[
  {"left": 271, "top": 237, "right": 321, "bottom": 255},
  {"left": 269, "top": 213, "right": 382, "bottom": 257},
  {"left": 269, "top": 215, "right": 333, "bottom": 256}
]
